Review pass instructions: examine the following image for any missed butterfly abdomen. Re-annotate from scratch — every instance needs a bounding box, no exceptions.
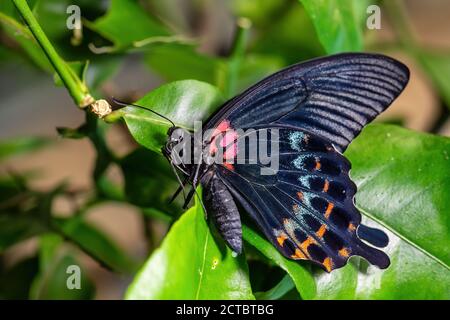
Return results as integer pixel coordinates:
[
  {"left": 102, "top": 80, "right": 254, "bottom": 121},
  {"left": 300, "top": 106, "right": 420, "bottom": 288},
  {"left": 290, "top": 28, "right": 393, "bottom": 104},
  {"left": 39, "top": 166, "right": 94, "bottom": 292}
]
[{"left": 204, "top": 174, "right": 242, "bottom": 254}]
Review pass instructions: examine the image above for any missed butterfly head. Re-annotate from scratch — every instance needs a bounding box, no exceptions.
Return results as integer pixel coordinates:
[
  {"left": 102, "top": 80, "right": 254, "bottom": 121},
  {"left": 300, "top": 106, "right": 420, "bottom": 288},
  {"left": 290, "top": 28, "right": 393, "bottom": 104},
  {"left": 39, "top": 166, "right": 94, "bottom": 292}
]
[{"left": 163, "top": 126, "right": 185, "bottom": 158}]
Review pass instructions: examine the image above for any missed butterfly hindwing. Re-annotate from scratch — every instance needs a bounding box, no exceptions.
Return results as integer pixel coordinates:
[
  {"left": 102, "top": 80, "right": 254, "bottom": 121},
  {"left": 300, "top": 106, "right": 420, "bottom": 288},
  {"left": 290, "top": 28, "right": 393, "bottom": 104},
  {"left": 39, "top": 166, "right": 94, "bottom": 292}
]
[{"left": 214, "top": 127, "right": 390, "bottom": 271}]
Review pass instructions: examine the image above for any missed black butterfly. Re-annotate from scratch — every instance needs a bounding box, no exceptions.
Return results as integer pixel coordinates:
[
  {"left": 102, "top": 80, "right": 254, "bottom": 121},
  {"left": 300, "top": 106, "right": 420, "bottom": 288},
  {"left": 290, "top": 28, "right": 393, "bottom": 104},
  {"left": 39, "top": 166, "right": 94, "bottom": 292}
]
[{"left": 144, "top": 53, "right": 409, "bottom": 272}]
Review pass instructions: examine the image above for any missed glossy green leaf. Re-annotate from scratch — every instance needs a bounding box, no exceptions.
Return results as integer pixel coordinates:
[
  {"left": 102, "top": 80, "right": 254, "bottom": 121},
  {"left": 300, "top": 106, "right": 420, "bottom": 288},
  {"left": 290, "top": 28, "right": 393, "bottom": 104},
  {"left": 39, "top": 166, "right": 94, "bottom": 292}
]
[
  {"left": 126, "top": 195, "right": 254, "bottom": 300},
  {"left": 348, "top": 125, "right": 450, "bottom": 268},
  {"left": 298, "top": 0, "right": 369, "bottom": 53},
  {"left": 85, "top": 0, "right": 169, "bottom": 52},
  {"left": 54, "top": 217, "right": 137, "bottom": 274},
  {"left": 310, "top": 124, "right": 450, "bottom": 299},
  {"left": 112, "top": 80, "right": 224, "bottom": 153},
  {"left": 243, "top": 225, "right": 316, "bottom": 299}
]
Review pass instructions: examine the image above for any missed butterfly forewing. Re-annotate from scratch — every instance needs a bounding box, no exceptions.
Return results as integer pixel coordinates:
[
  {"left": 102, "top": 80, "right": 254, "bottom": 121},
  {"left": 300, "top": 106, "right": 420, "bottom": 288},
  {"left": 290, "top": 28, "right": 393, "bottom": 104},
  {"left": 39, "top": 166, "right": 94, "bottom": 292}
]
[{"left": 205, "top": 53, "right": 409, "bottom": 152}]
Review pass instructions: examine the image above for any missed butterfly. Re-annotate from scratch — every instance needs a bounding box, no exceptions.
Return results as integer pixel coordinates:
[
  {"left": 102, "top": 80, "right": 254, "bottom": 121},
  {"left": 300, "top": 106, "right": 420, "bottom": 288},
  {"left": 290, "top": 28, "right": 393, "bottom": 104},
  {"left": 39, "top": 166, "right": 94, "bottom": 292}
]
[{"left": 121, "top": 53, "right": 409, "bottom": 272}]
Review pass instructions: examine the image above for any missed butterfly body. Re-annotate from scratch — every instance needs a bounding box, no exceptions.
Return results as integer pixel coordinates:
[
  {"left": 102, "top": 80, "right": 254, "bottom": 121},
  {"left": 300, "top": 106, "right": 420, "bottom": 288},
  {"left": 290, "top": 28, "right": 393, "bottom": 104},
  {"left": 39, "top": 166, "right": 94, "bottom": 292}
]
[{"left": 163, "top": 53, "right": 409, "bottom": 272}]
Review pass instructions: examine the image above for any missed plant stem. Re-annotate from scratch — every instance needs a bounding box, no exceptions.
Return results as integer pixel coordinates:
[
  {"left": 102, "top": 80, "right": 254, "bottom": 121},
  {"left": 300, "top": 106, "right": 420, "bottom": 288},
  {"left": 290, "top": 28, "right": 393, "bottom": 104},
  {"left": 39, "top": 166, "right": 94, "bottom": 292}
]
[{"left": 12, "top": 0, "right": 93, "bottom": 108}]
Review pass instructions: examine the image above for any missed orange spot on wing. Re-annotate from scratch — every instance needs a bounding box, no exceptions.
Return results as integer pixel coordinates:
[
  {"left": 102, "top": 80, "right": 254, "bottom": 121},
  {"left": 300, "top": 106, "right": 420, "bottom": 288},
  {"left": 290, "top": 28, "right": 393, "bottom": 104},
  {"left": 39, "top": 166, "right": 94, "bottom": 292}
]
[
  {"left": 315, "top": 159, "right": 321, "bottom": 170},
  {"left": 323, "top": 257, "right": 333, "bottom": 272},
  {"left": 323, "top": 180, "right": 330, "bottom": 192},
  {"left": 223, "top": 162, "right": 234, "bottom": 171},
  {"left": 316, "top": 225, "right": 327, "bottom": 238},
  {"left": 291, "top": 248, "right": 307, "bottom": 260},
  {"left": 297, "top": 191, "right": 304, "bottom": 201},
  {"left": 324, "top": 203, "right": 334, "bottom": 219},
  {"left": 348, "top": 223, "right": 356, "bottom": 232},
  {"left": 300, "top": 236, "right": 316, "bottom": 252},
  {"left": 277, "top": 233, "right": 288, "bottom": 247},
  {"left": 338, "top": 247, "right": 350, "bottom": 257}
]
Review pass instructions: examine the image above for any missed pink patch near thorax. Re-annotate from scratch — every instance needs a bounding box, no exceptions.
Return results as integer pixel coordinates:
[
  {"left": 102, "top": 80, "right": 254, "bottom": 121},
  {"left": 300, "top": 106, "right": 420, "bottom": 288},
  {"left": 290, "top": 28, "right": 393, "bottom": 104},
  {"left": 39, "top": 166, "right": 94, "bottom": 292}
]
[{"left": 208, "top": 120, "right": 239, "bottom": 167}]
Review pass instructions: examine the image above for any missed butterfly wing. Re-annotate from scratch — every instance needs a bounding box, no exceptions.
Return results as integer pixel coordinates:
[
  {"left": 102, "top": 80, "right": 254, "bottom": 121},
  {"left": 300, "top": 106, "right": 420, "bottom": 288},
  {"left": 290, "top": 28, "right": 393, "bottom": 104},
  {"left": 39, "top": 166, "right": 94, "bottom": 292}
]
[
  {"left": 214, "top": 127, "right": 389, "bottom": 271},
  {"left": 201, "top": 53, "right": 409, "bottom": 271},
  {"left": 205, "top": 53, "right": 409, "bottom": 152}
]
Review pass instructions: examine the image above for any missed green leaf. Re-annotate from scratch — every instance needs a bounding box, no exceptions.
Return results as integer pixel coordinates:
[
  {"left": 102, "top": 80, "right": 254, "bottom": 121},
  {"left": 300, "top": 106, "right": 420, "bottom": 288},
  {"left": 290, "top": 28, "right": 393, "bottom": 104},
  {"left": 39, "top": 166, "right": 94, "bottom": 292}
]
[
  {"left": 126, "top": 194, "right": 254, "bottom": 300},
  {"left": 85, "top": 55, "right": 122, "bottom": 90},
  {"left": 54, "top": 216, "right": 137, "bottom": 274},
  {"left": 113, "top": 80, "right": 224, "bottom": 153},
  {"left": 32, "top": 0, "right": 72, "bottom": 41},
  {"left": 0, "top": 136, "right": 49, "bottom": 160},
  {"left": 31, "top": 254, "right": 95, "bottom": 299},
  {"left": 311, "top": 124, "right": 450, "bottom": 299},
  {"left": 53, "top": 60, "right": 89, "bottom": 87},
  {"left": 236, "top": 2, "right": 324, "bottom": 64},
  {"left": 348, "top": 125, "right": 450, "bottom": 269},
  {"left": 85, "top": 0, "right": 170, "bottom": 52},
  {"left": 254, "top": 274, "right": 296, "bottom": 300},
  {"left": 145, "top": 44, "right": 221, "bottom": 85},
  {"left": 0, "top": 11, "right": 52, "bottom": 71},
  {"left": 30, "top": 233, "right": 95, "bottom": 299},
  {"left": 120, "top": 147, "right": 180, "bottom": 214},
  {"left": 145, "top": 44, "right": 283, "bottom": 95},
  {"left": 243, "top": 225, "right": 316, "bottom": 299},
  {"left": 298, "top": 0, "right": 369, "bottom": 53}
]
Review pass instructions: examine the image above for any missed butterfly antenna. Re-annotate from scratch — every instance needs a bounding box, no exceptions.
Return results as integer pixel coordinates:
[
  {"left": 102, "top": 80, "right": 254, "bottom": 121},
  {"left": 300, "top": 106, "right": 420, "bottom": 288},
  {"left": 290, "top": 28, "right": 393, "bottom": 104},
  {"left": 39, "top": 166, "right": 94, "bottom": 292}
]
[{"left": 112, "top": 97, "right": 175, "bottom": 127}]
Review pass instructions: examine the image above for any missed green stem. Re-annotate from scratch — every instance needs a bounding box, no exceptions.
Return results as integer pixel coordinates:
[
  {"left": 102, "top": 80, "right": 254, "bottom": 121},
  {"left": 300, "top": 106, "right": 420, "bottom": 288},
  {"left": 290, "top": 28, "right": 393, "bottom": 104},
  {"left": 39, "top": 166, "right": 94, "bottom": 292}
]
[
  {"left": 223, "top": 17, "right": 251, "bottom": 99},
  {"left": 12, "top": 0, "right": 93, "bottom": 107}
]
